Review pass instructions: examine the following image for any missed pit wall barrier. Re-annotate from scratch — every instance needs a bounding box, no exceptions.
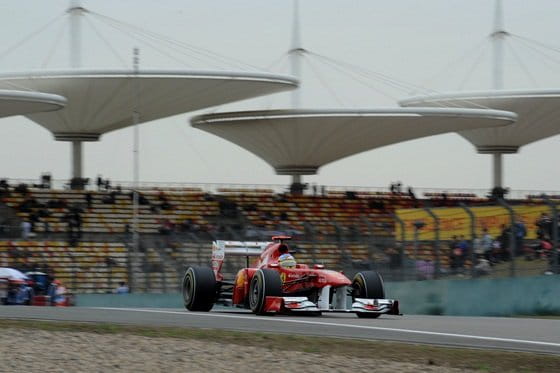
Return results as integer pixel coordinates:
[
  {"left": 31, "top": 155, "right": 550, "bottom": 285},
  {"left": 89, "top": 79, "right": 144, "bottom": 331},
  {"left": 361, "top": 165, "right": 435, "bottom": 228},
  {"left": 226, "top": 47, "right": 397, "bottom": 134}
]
[
  {"left": 75, "top": 275, "right": 560, "bottom": 316},
  {"left": 385, "top": 275, "right": 560, "bottom": 316}
]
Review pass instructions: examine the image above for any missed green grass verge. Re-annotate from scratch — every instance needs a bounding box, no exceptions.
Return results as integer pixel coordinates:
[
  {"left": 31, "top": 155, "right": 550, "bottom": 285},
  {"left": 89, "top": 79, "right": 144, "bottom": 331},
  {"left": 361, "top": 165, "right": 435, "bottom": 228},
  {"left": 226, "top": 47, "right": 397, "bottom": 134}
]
[{"left": 1, "top": 319, "right": 559, "bottom": 373}]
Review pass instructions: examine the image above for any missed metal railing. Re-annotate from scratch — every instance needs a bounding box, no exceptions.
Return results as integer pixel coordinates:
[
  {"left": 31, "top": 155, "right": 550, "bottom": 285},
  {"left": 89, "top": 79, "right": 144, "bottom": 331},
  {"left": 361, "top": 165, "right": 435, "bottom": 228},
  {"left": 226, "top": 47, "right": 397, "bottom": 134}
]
[{"left": 4, "top": 177, "right": 560, "bottom": 200}]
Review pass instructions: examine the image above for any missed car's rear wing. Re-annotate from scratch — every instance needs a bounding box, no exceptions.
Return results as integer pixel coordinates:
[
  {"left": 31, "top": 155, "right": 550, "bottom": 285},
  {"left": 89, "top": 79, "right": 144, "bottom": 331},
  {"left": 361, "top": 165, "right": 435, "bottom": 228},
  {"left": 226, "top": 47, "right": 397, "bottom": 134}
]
[{"left": 211, "top": 240, "right": 271, "bottom": 280}]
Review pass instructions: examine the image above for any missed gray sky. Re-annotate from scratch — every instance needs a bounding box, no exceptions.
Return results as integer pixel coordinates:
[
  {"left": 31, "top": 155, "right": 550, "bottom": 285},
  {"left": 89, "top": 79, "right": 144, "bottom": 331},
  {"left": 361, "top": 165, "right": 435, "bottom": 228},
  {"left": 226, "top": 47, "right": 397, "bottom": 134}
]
[{"left": 1, "top": 0, "right": 559, "bottom": 192}]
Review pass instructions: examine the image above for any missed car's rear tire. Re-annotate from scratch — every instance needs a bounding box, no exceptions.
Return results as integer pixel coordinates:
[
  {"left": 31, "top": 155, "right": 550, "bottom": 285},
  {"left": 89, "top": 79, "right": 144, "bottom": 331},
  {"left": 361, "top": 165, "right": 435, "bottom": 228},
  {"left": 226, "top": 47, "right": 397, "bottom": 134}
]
[
  {"left": 352, "top": 270, "right": 385, "bottom": 319},
  {"left": 183, "top": 266, "right": 216, "bottom": 312},
  {"left": 249, "top": 269, "right": 282, "bottom": 315}
]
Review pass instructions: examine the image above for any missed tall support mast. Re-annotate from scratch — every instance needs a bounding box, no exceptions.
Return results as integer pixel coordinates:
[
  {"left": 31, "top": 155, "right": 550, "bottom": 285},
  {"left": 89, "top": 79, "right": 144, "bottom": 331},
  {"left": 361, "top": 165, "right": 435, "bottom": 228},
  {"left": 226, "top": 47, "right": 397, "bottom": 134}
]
[
  {"left": 289, "top": 0, "right": 303, "bottom": 109},
  {"left": 68, "top": 0, "right": 84, "bottom": 69},
  {"left": 68, "top": 0, "right": 85, "bottom": 180},
  {"left": 288, "top": 0, "right": 306, "bottom": 187},
  {"left": 489, "top": 0, "right": 508, "bottom": 188}
]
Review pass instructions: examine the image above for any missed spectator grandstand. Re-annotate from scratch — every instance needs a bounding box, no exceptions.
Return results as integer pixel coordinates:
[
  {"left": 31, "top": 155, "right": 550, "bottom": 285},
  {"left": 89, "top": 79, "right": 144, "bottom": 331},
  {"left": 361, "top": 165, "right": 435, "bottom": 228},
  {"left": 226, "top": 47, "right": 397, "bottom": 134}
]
[{"left": 0, "top": 180, "right": 557, "bottom": 292}]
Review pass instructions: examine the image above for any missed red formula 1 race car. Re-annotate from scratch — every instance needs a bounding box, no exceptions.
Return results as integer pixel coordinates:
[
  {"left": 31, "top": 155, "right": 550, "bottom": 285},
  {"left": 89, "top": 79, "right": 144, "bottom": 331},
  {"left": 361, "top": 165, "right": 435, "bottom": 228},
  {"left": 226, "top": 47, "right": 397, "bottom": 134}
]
[{"left": 182, "top": 236, "right": 400, "bottom": 317}]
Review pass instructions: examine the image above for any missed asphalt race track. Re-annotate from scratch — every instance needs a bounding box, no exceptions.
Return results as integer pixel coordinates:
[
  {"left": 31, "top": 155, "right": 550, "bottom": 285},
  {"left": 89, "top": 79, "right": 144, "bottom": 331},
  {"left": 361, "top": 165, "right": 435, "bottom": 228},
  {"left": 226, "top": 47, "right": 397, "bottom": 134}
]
[{"left": 1, "top": 306, "right": 559, "bottom": 355}]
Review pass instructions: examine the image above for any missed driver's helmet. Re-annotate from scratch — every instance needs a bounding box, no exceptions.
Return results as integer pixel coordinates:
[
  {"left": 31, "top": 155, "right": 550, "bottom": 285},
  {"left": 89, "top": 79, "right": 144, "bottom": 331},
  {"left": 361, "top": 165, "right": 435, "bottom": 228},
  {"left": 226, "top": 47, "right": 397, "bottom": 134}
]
[{"left": 278, "top": 253, "right": 297, "bottom": 268}]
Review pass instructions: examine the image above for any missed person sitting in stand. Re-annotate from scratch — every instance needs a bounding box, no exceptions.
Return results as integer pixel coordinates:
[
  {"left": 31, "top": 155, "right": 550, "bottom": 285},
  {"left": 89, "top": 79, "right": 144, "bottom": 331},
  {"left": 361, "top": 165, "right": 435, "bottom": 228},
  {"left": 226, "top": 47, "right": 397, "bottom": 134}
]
[
  {"left": 115, "top": 281, "right": 129, "bottom": 294},
  {"left": 48, "top": 279, "right": 67, "bottom": 306}
]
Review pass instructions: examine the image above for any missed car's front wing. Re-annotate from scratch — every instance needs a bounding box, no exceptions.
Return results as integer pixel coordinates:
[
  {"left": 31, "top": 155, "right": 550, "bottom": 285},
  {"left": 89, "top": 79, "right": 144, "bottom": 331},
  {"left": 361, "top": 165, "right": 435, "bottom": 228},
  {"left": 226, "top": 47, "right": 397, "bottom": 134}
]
[{"left": 263, "top": 296, "right": 401, "bottom": 315}]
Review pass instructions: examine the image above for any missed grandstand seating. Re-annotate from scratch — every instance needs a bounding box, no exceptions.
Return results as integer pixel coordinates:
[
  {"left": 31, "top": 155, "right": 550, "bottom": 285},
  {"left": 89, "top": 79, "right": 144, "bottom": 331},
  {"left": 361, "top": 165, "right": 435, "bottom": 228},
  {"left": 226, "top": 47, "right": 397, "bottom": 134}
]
[
  {"left": 0, "top": 240, "right": 128, "bottom": 293},
  {"left": 2, "top": 188, "right": 220, "bottom": 234},
  {"left": 2, "top": 184, "right": 544, "bottom": 293},
  {"left": 1, "top": 186, "right": 414, "bottom": 241}
]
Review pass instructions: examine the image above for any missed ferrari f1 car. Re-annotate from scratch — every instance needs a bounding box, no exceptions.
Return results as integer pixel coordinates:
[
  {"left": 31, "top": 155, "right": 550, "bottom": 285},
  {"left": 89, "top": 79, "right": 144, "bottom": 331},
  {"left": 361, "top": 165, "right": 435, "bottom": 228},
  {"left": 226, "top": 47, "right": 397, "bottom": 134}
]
[{"left": 182, "top": 236, "right": 400, "bottom": 317}]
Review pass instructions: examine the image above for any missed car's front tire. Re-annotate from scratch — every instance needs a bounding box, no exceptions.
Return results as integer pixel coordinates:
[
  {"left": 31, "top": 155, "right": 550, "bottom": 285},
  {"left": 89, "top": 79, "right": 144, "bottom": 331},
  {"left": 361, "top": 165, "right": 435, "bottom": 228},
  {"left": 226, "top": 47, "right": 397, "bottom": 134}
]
[
  {"left": 352, "top": 270, "right": 385, "bottom": 318},
  {"left": 249, "top": 269, "right": 282, "bottom": 315},
  {"left": 182, "top": 266, "right": 216, "bottom": 312}
]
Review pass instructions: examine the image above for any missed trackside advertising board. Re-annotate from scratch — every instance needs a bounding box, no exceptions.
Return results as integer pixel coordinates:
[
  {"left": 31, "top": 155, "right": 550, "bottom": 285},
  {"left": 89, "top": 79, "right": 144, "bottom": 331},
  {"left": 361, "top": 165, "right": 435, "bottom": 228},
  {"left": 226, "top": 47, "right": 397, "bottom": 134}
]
[{"left": 395, "top": 205, "right": 549, "bottom": 241}]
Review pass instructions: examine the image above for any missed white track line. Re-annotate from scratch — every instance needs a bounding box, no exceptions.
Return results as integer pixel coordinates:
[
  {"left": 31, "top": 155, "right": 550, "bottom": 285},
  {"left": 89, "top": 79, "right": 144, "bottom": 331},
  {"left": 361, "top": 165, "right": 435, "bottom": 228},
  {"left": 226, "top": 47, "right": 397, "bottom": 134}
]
[{"left": 93, "top": 307, "right": 560, "bottom": 348}]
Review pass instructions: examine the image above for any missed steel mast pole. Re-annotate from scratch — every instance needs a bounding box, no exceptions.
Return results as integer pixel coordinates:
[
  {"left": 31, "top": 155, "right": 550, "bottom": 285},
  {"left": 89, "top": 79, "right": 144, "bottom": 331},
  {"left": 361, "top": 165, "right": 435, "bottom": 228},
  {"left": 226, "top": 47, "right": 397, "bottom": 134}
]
[
  {"left": 289, "top": 0, "right": 305, "bottom": 186},
  {"left": 490, "top": 0, "right": 508, "bottom": 188},
  {"left": 69, "top": 0, "right": 83, "bottom": 68},
  {"left": 68, "top": 0, "right": 85, "bottom": 180},
  {"left": 289, "top": 0, "right": 303, "bottom": 109}
]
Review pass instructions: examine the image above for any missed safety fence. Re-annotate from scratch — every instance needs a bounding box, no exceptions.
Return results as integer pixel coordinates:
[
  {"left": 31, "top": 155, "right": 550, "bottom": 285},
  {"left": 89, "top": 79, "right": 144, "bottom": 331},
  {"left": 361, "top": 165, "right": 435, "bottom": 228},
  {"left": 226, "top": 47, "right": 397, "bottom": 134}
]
[{"left": 385, "top": 198, "right": 560, "bottom": 281}]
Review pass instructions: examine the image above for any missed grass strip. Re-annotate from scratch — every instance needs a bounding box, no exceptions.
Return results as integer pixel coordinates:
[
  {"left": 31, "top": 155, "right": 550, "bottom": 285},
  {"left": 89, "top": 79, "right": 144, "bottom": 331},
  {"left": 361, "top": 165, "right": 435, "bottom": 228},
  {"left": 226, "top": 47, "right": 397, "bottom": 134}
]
[{"left": 1, "top": 318, "right": 559, "bottom": 372}]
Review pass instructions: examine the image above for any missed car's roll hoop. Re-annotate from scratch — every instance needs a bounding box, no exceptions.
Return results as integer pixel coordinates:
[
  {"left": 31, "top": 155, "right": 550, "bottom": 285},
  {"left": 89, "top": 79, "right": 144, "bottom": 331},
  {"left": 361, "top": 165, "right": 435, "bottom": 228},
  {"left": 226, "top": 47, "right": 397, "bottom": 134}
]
[{"left": 272, "top": 235, "right": 292, "bottom": 243}]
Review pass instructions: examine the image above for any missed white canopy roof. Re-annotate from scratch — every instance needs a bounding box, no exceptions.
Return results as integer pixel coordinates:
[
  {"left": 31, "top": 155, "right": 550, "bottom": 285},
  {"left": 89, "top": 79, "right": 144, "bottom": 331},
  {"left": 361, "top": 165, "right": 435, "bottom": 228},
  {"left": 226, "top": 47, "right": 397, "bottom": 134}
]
[
  {"left": 0, "top": 90, "right": 66, "bottom": 118},
  {"left": 0, "top": 69, "right": 297, "bottom": 141},
  {"left": 399, "top": 89, "right": 560, "bottom": 153},
  {"left": 191, "top": 108, "right": 516, "bottom": 175}
]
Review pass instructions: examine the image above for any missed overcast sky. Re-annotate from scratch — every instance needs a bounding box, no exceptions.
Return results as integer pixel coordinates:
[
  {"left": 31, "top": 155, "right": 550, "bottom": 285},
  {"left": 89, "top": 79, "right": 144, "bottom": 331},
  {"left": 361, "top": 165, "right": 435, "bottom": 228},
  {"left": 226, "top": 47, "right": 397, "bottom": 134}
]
[{"left": 1, "top": 0, "right": 559, "bottom": 193}]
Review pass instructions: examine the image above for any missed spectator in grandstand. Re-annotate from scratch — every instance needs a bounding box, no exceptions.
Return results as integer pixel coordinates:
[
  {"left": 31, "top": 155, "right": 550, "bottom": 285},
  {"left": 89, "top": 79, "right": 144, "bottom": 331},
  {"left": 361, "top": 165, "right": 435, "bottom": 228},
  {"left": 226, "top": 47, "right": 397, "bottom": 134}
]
[
  {"left": 115, "top": 281, "right": 129, "bottom": 294},
  {"left": 48, "top": 279, "right": 67, "bottom": 306},
  {"left": 535, "top": 212, "right": 552, "bottom": 240},
  {"left": 14, "top": 183, "right": 29, "bottom": 195},
  {"left": 386, "top": 246, "right": 402, "bottom": 269},
  {"left": 513, "top": 217, "right": 527, "bottom": 256},
  {"left": 43, "top": 221, "right": 50, "bottom": 239},
  {"left": 474, "top": 254, "right": 491, "bottom": 276},
  {"left": 0, "top": 178, "right": 9, "bottom": 190},
  {"left": 96, "top": 175, "right": 103, "bottom": 191},
  {"left": 480, "top": 228, "right": 494, "bottom": 262},
  {"left": 416, "top": 258, "right": 434, "bottom": 280},
  {"left": 496, "top": 224, "right": 511, "bottom": 261},
  {"left": 85, "top": 192, "right": 93, "bottom": 208},
  {"left": 448, "top": 236, "right": 464, "bottom": 273},
  {"left": 321, "top": 185, "right": 326, "bottom": 197},
  {"left": 368, "top": 198, "right": 385, "bottom": 211},
  {"left": 160, "top": 200, "right": 173, "bottom": 210},
  {"left": 20, "top": 220, "right": 31, "bottom": 239},
  {"left": 37, "top": 207, "right": 50, "bottom": 218},
  {"left": 531, "top": 238, "right": 552, "bottom": 260},
  {"left": 158, "top": 219, "right": 174, "bottom": 235},
  {"left": 407, "top": 186, "right": 418, "bottom": 207},
  {"left": 40, "top": 173, "right": 52, "bottom": 189}
]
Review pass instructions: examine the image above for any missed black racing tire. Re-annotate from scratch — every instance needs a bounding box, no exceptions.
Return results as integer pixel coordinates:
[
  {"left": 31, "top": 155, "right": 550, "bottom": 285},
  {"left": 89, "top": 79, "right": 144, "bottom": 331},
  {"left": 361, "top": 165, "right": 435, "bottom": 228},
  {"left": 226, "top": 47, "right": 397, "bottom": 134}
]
[
  {"left": 182, "top": 266, "right": 216, "bottom": 312},
  {"left": 352, "top": 270, "right": 385, "bottom": 319},
  {"left": 249, "top": 269, "right": 282, "bottom": 315}
]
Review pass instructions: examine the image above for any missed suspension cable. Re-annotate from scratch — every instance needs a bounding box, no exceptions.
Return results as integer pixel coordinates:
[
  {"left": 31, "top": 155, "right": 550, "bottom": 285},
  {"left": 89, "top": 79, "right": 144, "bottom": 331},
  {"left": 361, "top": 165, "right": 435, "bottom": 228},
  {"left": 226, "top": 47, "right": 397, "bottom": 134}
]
[
  {"left": 84, "top": 15, "right": 128, "bottom": 67},
  {"left": 505, "top": 39, "right": 539, "bottom": 86},
  {"left": 41, "top": 19, "right": 67, "bottom": 68},
  {"left": 302, "top": 54, "right": 347, "bottom": 107},
  {"left": 88, "top": 11, "right": 261, "bottom": 71},
  {"left": 0, "top": 12, "right": 66, "bottom": 64}
]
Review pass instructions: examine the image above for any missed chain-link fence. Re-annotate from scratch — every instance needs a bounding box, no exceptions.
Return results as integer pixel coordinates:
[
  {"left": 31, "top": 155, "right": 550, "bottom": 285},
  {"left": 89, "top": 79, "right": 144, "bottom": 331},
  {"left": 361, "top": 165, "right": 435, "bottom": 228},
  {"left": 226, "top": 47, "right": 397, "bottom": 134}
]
[{"left": 366, "top": 198, "right": 560, "bottom": 282}]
